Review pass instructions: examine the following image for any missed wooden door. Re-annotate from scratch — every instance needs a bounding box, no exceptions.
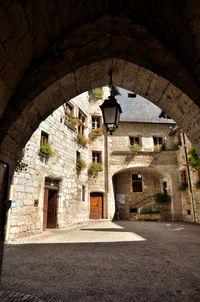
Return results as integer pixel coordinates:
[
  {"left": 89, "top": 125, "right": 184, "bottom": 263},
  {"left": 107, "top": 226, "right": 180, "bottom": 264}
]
[
  {"left": 43, "top": 188, "right": 49, "bottom": 230},
  {"left": 90, "top": 194, "right": 103, "bottom": 219},
  {"left": 47, "top": 190, "right": 57, "bottom": 228}
]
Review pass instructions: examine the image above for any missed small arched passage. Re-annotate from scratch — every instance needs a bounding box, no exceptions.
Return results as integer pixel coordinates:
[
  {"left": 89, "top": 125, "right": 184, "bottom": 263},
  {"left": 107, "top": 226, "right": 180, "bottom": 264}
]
[{"left": 112, "top": 167, "right": 181, "bottom": 221}]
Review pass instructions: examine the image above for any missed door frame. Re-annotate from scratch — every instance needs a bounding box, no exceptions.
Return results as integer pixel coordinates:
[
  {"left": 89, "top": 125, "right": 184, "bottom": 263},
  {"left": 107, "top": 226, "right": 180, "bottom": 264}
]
[
  {"left": 90, "top": 192, "right": 104, "bottom": 219},
  {"left": 43, "top": 177, "right": 60, "bottom": 231}
]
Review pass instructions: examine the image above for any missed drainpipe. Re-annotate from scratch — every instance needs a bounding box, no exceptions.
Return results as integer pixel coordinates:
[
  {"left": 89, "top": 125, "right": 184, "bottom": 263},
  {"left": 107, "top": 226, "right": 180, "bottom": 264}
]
[
  {"left": 182, "top": 132, "right": 196, "bottom": 222},
  {"left": 104, "top": 129, "right": 109, "bottom": 219}
]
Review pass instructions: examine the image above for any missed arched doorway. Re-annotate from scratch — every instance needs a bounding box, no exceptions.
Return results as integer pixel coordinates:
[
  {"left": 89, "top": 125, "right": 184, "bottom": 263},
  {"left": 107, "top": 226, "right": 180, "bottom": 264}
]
[{"left": 113, "top": 167, "right": 176, "bottom": 221}]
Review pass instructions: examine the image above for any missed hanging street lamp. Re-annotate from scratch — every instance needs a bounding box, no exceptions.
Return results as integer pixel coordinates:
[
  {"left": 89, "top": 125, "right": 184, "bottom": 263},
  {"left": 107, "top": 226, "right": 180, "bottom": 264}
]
[{"left": 100, "top": 70, "right": 122, "bottom": 135}]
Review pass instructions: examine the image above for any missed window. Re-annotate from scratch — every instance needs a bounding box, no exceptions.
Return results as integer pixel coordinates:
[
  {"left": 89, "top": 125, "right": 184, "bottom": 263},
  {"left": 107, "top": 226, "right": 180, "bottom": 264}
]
[
  {"left": 65, "top": 103, "right": 73, "bottom": 117},
  {"left": 181, "top": 170, "right": 187, "bottom": 183},
  {"left": 82, "top": 186, "right": 86, "bottom": 201},
  {"left": 78, "top": 124, "right": 85, "bottom": 135},
  {"left": 153, "top": 136, "right": 163, "bottom": 145},
  {"left": 41, "top": 131, "right": 48, "bottom": 146},
  {"left": 132, "top": 174, "right": 142, "bottom": 192},
  {"left": 92, "top": 151, "right": 101, "bottom": 163},
  {"left": 130, "top": 136, "right": 140, "bottom": 145},
  {"left": 78, "top": 109, "right": 86, "bottom": 124},
  {"left": 76, "top": 151, "right": 80, "bottom": 162},
  {"left": 78, "top": 109, "right": 86, "bottom": 135},
  {"left": 92, "top": 116, "right": 101, "bottom": 129},
  {"left": 177, "top": 132, "right": 182, "bottom": 144},
  {"left": 187, "top": 209, "right": 191, "bottom": 215},
  {"left": 163, "top": 182, "right": 167, "bottom": 196}
]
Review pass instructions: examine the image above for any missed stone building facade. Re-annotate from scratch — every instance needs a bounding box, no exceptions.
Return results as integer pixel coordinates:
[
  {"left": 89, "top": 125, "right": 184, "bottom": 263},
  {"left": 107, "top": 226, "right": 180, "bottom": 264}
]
[
  {"left": 6, "top": 93, "right": 90, "bottom": 241},
  {"left": 6, "top": 87, "right": 200, "bottom": 241}
]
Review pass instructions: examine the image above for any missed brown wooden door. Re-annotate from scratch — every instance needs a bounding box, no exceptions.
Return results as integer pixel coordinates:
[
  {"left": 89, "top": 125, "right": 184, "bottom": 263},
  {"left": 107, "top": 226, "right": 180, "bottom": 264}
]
[
  {"left": 47, "top": 190, "right": 57, "bottom": 228},
  {"left": 90, "top": 194, "right": 103, "bottom": 219},
  {"left": 43, "top": 188, "right": 49, "bottom": 231}
]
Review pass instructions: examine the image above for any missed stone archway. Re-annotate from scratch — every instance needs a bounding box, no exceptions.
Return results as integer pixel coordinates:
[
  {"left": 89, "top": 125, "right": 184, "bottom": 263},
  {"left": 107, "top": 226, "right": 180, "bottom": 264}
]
[
  {"left": 1, "top": 58, "right": 200, "bottom": 167},
  {"left": 1, "top": 8, "right": 200, "bottom": 167},
  {"left": 112, "top": 167, "right": 176, "bottom": 221}
]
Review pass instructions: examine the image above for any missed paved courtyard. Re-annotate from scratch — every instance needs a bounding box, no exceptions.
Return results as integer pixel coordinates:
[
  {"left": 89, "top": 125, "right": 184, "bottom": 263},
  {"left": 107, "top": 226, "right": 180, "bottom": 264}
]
[{"left": 1, "top": 220, "right": 200, "bottom": 301}]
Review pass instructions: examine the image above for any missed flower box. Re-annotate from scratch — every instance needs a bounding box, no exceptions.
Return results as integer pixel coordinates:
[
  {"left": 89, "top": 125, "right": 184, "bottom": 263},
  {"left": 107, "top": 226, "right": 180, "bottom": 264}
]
[
  {"left": 77, "top": 134, "right": 89, "bottom": 146},
  {"left": 64, "top": 119, "right": 76, "bottom": 132},
  {"left": 76, "top": 159, "right": 87, "bottom": 173},
  {"left": 91, "top": 88, "right": 104, "bottom": 98},
  {"left": 65, "top": 116, "right": 80, "bottom": 131},
  {"left": 89, "top": 162, "right": 103, "bottom": 171},
  {"left": 154, "top": 144, "right": 163, "bottom": 152},
  {"left": 130, "top": 144, "right": 142, "bottom": 154},
  {"left": 90, "top": 128, "right": 103, "bottom": 137},
  {"left": 38, "top": 144, "right": 53, "bottom": 159}
]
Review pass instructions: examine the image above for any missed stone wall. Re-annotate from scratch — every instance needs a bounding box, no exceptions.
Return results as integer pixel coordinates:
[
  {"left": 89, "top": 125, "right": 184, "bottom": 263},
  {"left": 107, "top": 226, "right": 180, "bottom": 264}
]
[
  {"left": 88, "top": 87, "right": 109, "bottom": 218},
  {"left": 6, "top": 92, "right": 90, "bottom": 241},
  {"left": 175, "top": 132, "right": 200, "bottom": 223},
  {"left": 107, "top": 122, "right": 183, "bottom": 221}
]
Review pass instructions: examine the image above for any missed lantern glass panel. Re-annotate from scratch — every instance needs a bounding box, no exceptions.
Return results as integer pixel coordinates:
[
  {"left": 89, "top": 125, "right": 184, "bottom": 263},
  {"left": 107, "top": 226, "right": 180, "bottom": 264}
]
[{"left": 103, "top": 106, "right": 117, "bottom": 124}]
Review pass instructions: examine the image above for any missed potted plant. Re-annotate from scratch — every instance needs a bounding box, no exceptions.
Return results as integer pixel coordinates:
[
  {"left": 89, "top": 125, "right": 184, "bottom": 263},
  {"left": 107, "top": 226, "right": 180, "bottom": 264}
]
[
  {"left": 179, "top": 182, "right": 188, "bottom": 191},
  {"left": 77, "top": 133, "right": 89, "bottom": 146},
  {"left": 130, "top": 144, "right": 142, "bottom": 154},
  {"left": 91, "top": 88, "right": 104, "bottom": 98},
  {"left": 39, "top": 143, "right": 53, "bottom": 159},
  {"left": 15, "top": 150, "right": 28, "bottom": 172},
  {"left": 154, "top": 144, "right": 163, "bottom": 152},
  {"left": 172, "top": 142, "right": 182, "bottom": 151},
  {"left": 90, "top": 128, "right": 103, "bottom": 137},
  {"left": 195, "top": 181, "right": 200, "bottom": 189},
  {"left": 65, "top": 116, "right": 81, "bottom": 127},
  {"left": 136, "top": 207, "right": 161, "bottom": 221},
  {"left": 154, "top": 193, "right": 171, "bottom": 203},
  {"left": 90, "top": 162, "right": 102, "bottom": 171},
  {"left": 188, "top": 146, "right": 200, "bottom": 171},
  {"left": 76, "top": 158, "right": 87, "bottom": 172}
]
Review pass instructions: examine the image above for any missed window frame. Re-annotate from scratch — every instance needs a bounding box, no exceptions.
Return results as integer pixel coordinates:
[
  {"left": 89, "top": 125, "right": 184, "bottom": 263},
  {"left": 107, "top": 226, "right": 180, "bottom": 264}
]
[
  {"left": 65, "top": 103, "right": 74, "bottom": 118},
  {"left": 78, "top": 109, "right": 87, "bottom": 135},
  {"left": 129, "top": 136, "right": 141, "bottom": 146},
  {"left": 92, "top": 115, "right": 101, "bottom": 129},
  {"left": 132, "top": 174, "right": 143, "bottom": 192},
  {"left": 92, "top": 151, "right": 102, "bottom": 164},
  {"left": 41, "top": 131, "right": 49, "bottom": 146},
  {"left": 153, "top": 136, "right": 163, "bottom": 146}
]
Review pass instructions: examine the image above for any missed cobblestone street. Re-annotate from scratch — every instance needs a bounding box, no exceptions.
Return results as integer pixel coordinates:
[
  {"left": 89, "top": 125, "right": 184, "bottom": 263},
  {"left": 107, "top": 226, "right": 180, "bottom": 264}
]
[{"left": 1, "top": 221, "right": 200, "bottom": 301}]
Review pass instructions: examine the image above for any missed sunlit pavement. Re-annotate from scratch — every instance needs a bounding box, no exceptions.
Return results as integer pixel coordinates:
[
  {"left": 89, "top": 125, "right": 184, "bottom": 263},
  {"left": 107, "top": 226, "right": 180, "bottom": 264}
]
[{"left": 1, "top": 221, "right": 200, "bottom": 301}]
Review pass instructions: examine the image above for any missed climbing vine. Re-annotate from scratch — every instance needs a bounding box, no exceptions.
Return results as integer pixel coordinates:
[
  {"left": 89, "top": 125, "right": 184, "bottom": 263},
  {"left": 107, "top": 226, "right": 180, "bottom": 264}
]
[{"left": 188, "top": 146, "right": 200, "bottom": 171}]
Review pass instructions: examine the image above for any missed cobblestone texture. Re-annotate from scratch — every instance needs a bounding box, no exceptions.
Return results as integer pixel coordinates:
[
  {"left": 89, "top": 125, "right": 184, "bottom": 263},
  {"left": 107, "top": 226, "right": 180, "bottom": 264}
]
[
  {"left": 2, "top": 221, "right": 200, "bottom": 301},
  {"left": 0, "top": 289, "right": 44, "bottom": 302}
]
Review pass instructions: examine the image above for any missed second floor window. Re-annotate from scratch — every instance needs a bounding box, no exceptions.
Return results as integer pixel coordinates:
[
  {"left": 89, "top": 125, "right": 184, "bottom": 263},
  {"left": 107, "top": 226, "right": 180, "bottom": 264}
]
[
  {"left": 130, "top": 136, "right": 140, "bottom": 145},
  {"left": 153, "top": 136, "right": 163, "bottom": 145},
  {"left": 41, "top": 131, "right": 48, "bottom": 146},
  {"left": 78, "top": 109, "right": 86, "bottom": 135},
  {"left": 92, "top": 151, "right": 101, "bottom": 163},
  {"left": 92, "top": 116, "right": 101, "bottom": 129},
  {"left": 65, "top": 103, "right": 73, "bottom": 117}
]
